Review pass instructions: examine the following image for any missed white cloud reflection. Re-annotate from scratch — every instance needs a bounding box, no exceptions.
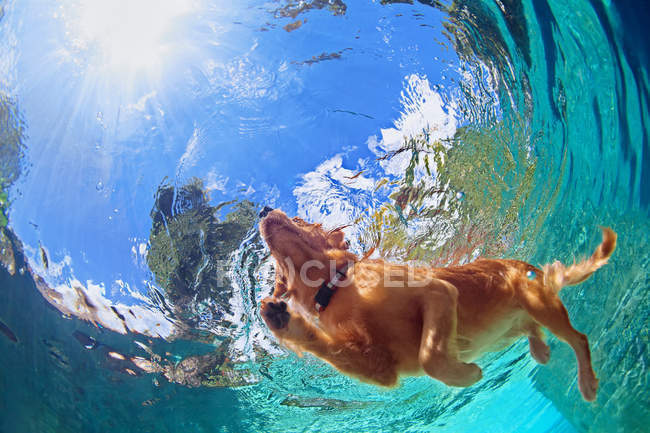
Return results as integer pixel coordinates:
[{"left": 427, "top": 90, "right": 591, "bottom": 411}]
[{"left": 294, "top": 74, "right": 459, "bottom": 250}]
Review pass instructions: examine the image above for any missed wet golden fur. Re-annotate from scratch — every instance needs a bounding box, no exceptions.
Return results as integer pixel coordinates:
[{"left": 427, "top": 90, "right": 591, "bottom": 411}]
[{"left": 259, "top": 210, "right": 616, "bottom": 401}]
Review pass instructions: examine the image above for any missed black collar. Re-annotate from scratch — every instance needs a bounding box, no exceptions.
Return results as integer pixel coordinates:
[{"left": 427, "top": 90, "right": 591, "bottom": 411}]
[{"left": 314, "top": 263, "right": 350, "bottom": 313}]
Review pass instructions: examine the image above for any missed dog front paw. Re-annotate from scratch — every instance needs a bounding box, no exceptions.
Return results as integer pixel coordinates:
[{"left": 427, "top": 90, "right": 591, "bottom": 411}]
[
  {"left": 261, "top": 299, "right": 290, "bottom": 330},
  {"left": 442, "top": 362, "right": 483, "bottom": 387}
]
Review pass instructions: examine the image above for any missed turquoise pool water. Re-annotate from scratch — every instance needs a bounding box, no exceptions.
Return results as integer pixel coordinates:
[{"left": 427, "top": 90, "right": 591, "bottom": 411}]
[{"left": 0, "top": 0, "right": 647, "bottom": 432}]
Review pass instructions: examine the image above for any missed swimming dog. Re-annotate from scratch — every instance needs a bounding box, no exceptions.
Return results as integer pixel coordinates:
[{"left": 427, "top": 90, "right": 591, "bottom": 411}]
[{"left": 259, "top": 208, "right": 616, "bottom": 401}]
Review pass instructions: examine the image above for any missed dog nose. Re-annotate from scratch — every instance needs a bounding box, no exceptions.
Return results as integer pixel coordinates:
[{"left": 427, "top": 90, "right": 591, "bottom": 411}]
[{"left": 259, "top": 206, "right": 274, "bottom": 218}]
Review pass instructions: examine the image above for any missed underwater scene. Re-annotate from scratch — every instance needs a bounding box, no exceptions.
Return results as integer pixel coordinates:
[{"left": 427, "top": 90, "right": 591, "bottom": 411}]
[{"left": 0, "top": 0, "right": 648, "bottom": 432}]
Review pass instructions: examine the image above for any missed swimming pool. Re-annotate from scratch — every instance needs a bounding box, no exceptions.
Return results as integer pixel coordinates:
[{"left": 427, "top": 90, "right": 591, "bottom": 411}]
[{"left": 0, "top": 0, "right": 647, "bottom": 432}]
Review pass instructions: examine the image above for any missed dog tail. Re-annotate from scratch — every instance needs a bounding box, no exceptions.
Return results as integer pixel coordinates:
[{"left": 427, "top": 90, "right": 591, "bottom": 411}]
[{"left": 543, "top": 227, "right": 617, "bottom": 292}]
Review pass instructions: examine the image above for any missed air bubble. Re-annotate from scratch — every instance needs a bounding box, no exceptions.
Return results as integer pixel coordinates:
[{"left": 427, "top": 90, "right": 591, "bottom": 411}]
[
  {"left": 527, "top": 270, "right": 536, "bottom": 280},
  {"left": 96, "top": 181, "right": 104, "bottom": 191}
]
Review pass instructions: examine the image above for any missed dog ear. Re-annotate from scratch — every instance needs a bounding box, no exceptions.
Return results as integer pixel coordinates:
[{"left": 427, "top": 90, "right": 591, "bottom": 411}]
[{"left": 328, "top": 229, "right": 349, "bottom": 250}]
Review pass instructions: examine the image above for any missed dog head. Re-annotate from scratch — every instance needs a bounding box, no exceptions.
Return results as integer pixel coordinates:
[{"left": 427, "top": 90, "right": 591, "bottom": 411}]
[{"left": 260, "top": 209, "right": 356, "bottom": 308}]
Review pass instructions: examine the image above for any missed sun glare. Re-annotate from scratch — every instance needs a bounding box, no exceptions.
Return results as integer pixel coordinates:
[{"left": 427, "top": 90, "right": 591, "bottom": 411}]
[{"left": 73, "top": 0, "right": 193, "bottom": 73}]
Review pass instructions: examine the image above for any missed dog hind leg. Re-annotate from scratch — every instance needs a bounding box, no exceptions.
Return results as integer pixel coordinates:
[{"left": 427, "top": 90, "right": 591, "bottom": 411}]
[
  {"left": 518, "top": 286, "right": 598, "bottom": 401},
  {"left": 518, "top": 227, "right": 615, "bottom": 400},
  {"left": 527, "top": 326, "right": 550, "bottom": 364}
]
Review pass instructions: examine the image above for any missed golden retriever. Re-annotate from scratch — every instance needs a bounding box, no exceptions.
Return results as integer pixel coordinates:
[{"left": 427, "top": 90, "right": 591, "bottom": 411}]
[{"left": 259, "top": 209, "right": 616, "bottom": 401}]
